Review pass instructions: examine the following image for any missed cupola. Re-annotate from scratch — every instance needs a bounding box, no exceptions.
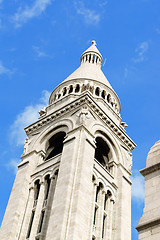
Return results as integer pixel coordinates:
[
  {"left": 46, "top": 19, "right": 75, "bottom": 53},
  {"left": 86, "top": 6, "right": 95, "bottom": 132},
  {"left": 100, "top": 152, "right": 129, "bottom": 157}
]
[
  {"left": 49, "top": 41, "right": 121, "bottom": 117},
  {"left": 80, "top": 40, "right": 103, "bottom": 67}
]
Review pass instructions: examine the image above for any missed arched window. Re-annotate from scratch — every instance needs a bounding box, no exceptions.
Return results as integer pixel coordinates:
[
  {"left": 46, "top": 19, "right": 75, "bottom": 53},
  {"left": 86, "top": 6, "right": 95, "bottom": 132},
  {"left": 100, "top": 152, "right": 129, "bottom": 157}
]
[
  {"left": 95, "top": 87, "right": 100, "bottom": 96},
  {"left": 75, "top": 84, "right": 80, "bottom": 93},
  {"left": 63, "top": 87, "right": 67, "bottom": 96},
  {"left": 44, "top": 132, "right": 66, "bottom": 161},
  {"left": 36, "top": 175, "right": 51, "bottom": 237},
  {"left": 93, "top": 182, "right": 103, "bottom": 236},
  {"left": 26, "top": 180, "right": 40, "bottom": 239},
  {"left": 94, "top": 137, "right": 110, "bottom": 169},
  {"left": 92, "top": 54, "right": 96, "bottom": 63},
  {"left": 107, "top": 94, "right": 111, "bottom": 103},
  {"left": 34, "top": 180, "right": 40, "bottom": 202},
  {"left": 69, "top": 85, "right": 73, "bottom": 93},
  {"left": 101, "top": 90, "right": 106, "bottom": 99}
]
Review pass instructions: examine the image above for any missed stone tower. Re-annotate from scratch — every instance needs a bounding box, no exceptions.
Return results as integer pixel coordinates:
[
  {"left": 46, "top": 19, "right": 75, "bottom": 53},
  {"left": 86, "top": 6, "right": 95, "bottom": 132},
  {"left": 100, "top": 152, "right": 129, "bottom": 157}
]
[
  {"left": 136, "top": 140, "right": 160, "bottom": 239},
  {"left": 0, "top": 41, "right": 136, "bottom": 240}
]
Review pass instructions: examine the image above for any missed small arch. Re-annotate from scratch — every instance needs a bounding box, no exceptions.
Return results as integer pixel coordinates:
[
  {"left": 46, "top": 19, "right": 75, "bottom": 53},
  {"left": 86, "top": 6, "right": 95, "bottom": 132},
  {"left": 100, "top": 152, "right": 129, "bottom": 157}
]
[
  {"left": 44, "top": 175, "right": 51, "bottom": 201},
  {"left": 94, "top": 137, "right": 110, "bottom": 169},
  {"left": 95, "top": 87, "right": 100, "bottom": 96},
  {"left": 92, "top": 54, "right": 96, "bottom": 63},
  {"left": 89, "top": 54, "right": 91, "bottom": 63},
  {"left": 75, "top": 84, "right": 80, "bottom": 93},
  {"left": 63, "top": 87, "right": 67, "bottom": 96},
  {"left": 69, "top": 85, "right": 73, "bottom": 94},
  {"left": 44, "top": 132, "right": 66, "bottom": 161},
  {"left": 58, "top": 94, "right": 61, "bottom": 99},
  {"left": 34, "top": 180, "right": 40, "bottom": 200},
  {"left": 101, "top": 90, "right": 106, "bottom": 99},
  {"left": 107, "top": 94, "right": 111, "bottom": 103}
]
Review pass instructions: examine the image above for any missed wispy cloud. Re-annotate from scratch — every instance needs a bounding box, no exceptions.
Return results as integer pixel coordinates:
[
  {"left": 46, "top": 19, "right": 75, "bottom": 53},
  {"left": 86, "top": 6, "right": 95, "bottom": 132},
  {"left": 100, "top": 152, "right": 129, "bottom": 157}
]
[
  {"left": 12, "top": 0, "right": 52, "bottom": 28},
  {"left": 6, "top": 159, "right": 20, "bottom": 174},
  {"left": 99, "top": 0, "right": 108, "bottom": 7},
  {"left": 155, "top": 28, "right": 160, "bottom": 35},
  {"left": 10, "top": 90, "right": 50, "bottom": 146},
  {"left": 133, "top": 41, "right": 149, "bottom": 63},
  {"left": 74, "top": 1, "right": 101, "bottom": 25},
  {"left": 0, "top": 61, "right": 12, "bottom": 75},
  {"left": 33, "top": 45, "right": 49, "bottom": 57},
  {"left": 131, "top": 170, "right": 144, "bottom": 203},
  {"left": 124, "top": 66, "right": 128, "bottom": 79}
]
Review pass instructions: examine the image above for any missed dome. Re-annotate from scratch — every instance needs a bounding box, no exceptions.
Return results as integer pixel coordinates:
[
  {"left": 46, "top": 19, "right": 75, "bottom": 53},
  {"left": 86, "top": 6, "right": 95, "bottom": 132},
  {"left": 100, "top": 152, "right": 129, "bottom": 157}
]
[
  {"left": 146, "top": 140, "right": 160, "bottom": 167},
  {"left": 63, "top": 40, "right": 112, "bottom": 88}
]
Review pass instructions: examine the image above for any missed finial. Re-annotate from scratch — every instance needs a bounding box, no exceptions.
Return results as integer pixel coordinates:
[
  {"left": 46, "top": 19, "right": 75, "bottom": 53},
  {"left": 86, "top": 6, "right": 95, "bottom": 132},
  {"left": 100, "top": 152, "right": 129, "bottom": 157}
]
[{"left": 92, "top": 40, "right": 96, "bottom": 46}]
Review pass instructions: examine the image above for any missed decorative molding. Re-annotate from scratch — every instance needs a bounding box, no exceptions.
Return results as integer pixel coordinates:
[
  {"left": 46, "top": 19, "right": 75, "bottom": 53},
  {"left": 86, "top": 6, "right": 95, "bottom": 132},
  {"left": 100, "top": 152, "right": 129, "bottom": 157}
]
[
  {"left": 136, "top": 217, "right": 160, "bottom": 232},
  {"left": 25, "top": 94, "right": 136, "bottom": 151},
  {"left": 140, "top": 162, "right": 160, "bottom": 176}
]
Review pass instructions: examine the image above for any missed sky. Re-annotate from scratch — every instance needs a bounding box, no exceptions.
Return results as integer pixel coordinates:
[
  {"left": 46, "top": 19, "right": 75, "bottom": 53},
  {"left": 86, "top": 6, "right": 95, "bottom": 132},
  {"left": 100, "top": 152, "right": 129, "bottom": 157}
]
[{"left": 0, "top": 0, "right": 160, "bottom": 239}]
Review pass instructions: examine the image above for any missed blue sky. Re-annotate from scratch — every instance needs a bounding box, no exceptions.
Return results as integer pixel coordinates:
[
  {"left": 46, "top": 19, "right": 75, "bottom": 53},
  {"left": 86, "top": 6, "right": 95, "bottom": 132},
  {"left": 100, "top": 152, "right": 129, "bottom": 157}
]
[{"left": 0, "top": 0, "right": 160, "bottom": 238}]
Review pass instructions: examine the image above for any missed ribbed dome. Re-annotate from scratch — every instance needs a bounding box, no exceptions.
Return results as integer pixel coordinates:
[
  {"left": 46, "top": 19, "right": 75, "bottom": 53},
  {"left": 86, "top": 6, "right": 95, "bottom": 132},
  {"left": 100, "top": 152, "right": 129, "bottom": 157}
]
[
  {"left": 146, "top": 140, "right": 160, "bottom": 167},
  {"left": 63, "top": 40, "right": 112, "bottom": 88}
]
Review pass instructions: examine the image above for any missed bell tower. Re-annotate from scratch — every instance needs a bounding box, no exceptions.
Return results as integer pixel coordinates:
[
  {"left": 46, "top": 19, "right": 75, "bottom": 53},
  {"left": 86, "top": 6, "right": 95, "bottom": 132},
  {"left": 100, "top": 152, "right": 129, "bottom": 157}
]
[{"left": 0, "top": 41, "right": 136, "bottom": 240}]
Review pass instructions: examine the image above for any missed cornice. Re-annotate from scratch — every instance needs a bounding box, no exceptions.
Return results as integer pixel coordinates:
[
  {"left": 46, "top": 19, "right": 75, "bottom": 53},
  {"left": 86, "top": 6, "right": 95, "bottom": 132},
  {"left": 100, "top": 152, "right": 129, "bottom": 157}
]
[
  {"left": 136, "top": 217, "right": 160, "bottom": 232},
  {"left": 140, "top": 162, "right": 160, "bottom": 176},
  {"left": 25, "top": 94, "right": 136, "bottom": 151}
]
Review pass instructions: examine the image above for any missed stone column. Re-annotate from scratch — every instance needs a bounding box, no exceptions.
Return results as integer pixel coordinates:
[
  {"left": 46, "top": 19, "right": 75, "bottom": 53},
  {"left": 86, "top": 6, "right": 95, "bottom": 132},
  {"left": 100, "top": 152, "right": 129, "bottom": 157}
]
[
  {"left": 29, "top": 180, "right": 45, "bottom": 239},
  {"left": 96, "top": 189, "right": 105, "bottom": 240},
  {"left": 100, "top": 190, "right": 106, "bottom": 240},
  {"left": 19, "top": 186, "right": 34, "bottom": 240},
  {"left": 106, "top": 199, "right": 114, "bottom": 240},
  {"left": 91, "top": 182, "right": 98, "bottom": 239}
]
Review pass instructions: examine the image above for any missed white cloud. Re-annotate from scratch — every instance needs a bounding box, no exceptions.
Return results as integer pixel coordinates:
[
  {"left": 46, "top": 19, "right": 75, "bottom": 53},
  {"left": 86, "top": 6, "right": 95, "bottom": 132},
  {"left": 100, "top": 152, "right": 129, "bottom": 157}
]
[
  {"left": 33, "top": 46, "right": 48, "bottom": 57},
  {"left": 131, "top": 170, "right": 144, "bottom": 203},
  {"left": 10, "top": 90, "right": 50, "bottom": 146},
  {"left": 12, "top": 0, "right": 52, "bottom": 28},
  {"left": 74, "top": 1, "right": 101, "bottom": 25},
  {"left": 6, "top": 159, "right": 20, "bottom": 174},
  {"left": 0, "top": 61, "right": 12, "bottom": 75},
  {"left": 133, "top": 41, "right": 149, "bottom": 63}
]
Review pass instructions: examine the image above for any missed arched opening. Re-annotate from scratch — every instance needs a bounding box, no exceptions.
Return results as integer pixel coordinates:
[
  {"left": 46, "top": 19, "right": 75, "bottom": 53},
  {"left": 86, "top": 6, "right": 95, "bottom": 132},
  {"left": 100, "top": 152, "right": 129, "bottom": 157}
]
[
  {"left": 94, "top": 137, "right": 110, "bottom": 169},
  {"left": 75, "top": 84, "right": 80, "bottom": 93},
  {"left": 107, "top": 94, "right": 111, "bottom": 103},
  {"left": 92, "top": 54, "right": 96, "bottom": 63},
  {"left": 34, "top": 180, "right": 40, "bottom": 201},
  {"left": 101, "top": 90, "right": 106, "bottom": 99},
  {"left": 44, "top": 175, "right": 51, "bottom": 201},
  {"left": 44, "top": 132, "right": 66, "bottom": 161},
  {"left": 69, "top": 85, "right": 73, "bottom": 93},
  {"left": 95, "top": 87, "right": 100, "bottom": 96},
  {"left": 63, "top": 87, "right": 67, "bottom": 96}
]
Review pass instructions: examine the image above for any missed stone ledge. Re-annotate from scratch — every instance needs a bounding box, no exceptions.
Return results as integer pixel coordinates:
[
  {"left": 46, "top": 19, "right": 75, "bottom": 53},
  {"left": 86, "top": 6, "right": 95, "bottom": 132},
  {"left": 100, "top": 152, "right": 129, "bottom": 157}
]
[
  {"left": 140, "top": 162, "right": 160, "bottom": 176},
  {"left": 136, "top": 217, "right": 160, "bottom": 232}
]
